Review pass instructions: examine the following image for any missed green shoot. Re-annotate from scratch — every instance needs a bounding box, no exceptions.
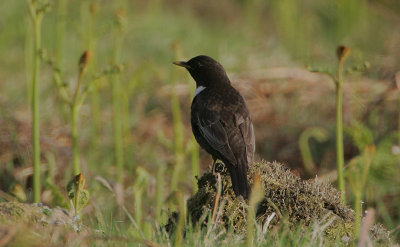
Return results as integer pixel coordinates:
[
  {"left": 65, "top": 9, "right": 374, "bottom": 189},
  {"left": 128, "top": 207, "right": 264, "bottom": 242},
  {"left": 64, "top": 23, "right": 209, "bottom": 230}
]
[
  {"left": 246, "top": 174, "right": 264, "bottom": 247},
  {"left": 67, "top": 173, "right": 90, "bottom": 217},
  {"left": 299, "top": 127, "right": 329, "bottom": 177},
  {"left": 335, "top": 45, "right": 351, "bottom": 203},
  {"left": 26, "top": 0, "right": 51, "bottom": 203},
  {"left": 132, "top": 167, "right": 150, "bottom": 233},
  {"left": 170, "top": 41, "right": 185, "bottom": 192},
  {"left": 346, "top": 145, "right": 375, "bottom": 238},
  {"left": 44, "top": 48, "right": 98, "bottom": 176},
  {"left": 55, "top": 0, "right": 66, "bottom": 70},
  {"left": 111, "top": 8, "right": 127, "bottom": 184},
  {"left": 70, "top": 51, "right": 91, "bottom": 175},
  {"left": 345, "top": 121, "right": 375, "bottom": 238},
  {"left": 156, "top": 164, "right": 166, "bottom": 223},
  {"left": 173, "top": 191, "right": 185, "bottom": 247},
  {"left": 397, "top": 72, "right": 400, "bottom": 146},
  {"left": 85, "top": 3, "right": 100, "bottom": 155},
  {"left": 309, "top": 45, "right": 353, "bottom": 203}
]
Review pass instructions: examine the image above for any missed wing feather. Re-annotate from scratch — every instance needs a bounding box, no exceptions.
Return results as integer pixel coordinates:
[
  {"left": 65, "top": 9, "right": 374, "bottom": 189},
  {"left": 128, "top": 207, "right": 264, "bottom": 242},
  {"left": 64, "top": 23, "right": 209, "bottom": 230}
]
[
  {"left": 195, "top": 114, "right": 237, "bottom": 165},
  {"left": 238, "top": 115, "right": 255, "bottom": 165}
]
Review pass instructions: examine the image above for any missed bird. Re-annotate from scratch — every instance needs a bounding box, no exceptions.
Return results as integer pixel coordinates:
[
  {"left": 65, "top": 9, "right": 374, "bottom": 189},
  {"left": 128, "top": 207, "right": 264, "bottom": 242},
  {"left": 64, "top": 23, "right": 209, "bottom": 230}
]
[{"left": 173, "top": 55, "right": 255, "bottom": 199}]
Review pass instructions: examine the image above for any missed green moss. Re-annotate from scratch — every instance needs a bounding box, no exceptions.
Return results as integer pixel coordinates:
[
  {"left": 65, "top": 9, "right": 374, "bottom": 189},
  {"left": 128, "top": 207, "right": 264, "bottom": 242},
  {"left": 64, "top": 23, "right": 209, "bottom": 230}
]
[
  {"left": 0, "top": 201, "right": 83, "bottom": 229},
  {"left": 0, "top": 202, "right": 50, "bottom": 227},
  {"left": 188, "top": 161, "right": 352, "bottom": 228},
  {"left": 0, "top": 201, "right": 87, "bottom": 245},
  {"left": 184, "top": 161, "right": 392, "bottom": 244},
  {"left": 325, "top": 221, "right": 354, "bottom": 245},
  {"left": 0, "top": 201, "right": 25, "bottom": 222}
]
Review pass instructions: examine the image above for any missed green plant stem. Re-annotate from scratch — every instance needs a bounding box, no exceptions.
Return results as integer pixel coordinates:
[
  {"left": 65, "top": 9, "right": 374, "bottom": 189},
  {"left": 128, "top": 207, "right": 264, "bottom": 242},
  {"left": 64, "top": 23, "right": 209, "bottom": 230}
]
[
  {"left": 29, "top": 6, "right": 44, "bottom": 203},
  {"left": 298, "top": 127, "right": 329, "bottom": 177},
  {"left": 133, "top": 167, "right": 150, "bottom": 233},
  {"left": 53, "top": 71, "right": 70, "bottom": 103},
  {"left": 71, "top": 73, "right": 84, "bottom": 175},
  {"left": 299, "top": 131, "right": 315, "bottom": 176},
  {"left": 169, "top": 42, "right": 186, "bottom": 191},
  {"left": 155, "top": 164, "right": 165, "bottom": 223},
  {"left": 170, "top": 65, "right": 184, "bottom": 192},
  {"left": 111, "top": 34, "right": 124, "bottom": 184},
  {"left": 71, "top": 104, "right": 80, "bottom": 175},
  {"left": 53, "top": 0, "right": 68, "bottom": 121},
  {"left": 353, "top": 191, "right": 362, "bottom": 238},
  {"left": 87, "top": 3, "right": 100, "bottom": 154},
  {"left": 348, "top": 147, "right": 374, "bottom": 239},
  {"left": 398, "top": 97, "right": 400, "bottom": 146},
  {"left": 246, "top": 176, "right": 263, "bottom": 247},
  {"left": 73, "top": 179, "right": 80, "bottom": 215},
  {"left": 55, "top": 0, "right": 66, "bottom": 69},
  {"left": 91, "top": 89, "right": 100, "bottom": 149},
  {"left": 25, "top": 24, "right": 33, "bottom": 106},
  {"left": 174, "top": 191, "right": 185, "bottom": 247},
  {"left": 134, "top": 188, "right": 143, "bottom": 228},
  {"left": 112, "top": 72, "right": 123, "bottom": 183},
  {"left": 376, "top": 197, "right": 393, "bottom": 228},
  {"left": 336, "top": 62, "right": 345, "bottom": 204}
]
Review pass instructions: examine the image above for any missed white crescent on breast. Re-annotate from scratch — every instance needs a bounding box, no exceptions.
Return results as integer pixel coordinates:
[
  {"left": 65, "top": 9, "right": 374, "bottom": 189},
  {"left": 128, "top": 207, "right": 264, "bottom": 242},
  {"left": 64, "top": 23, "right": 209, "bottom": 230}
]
[{"left": 193, "top": 86, "right": 206, "bottom": 99}]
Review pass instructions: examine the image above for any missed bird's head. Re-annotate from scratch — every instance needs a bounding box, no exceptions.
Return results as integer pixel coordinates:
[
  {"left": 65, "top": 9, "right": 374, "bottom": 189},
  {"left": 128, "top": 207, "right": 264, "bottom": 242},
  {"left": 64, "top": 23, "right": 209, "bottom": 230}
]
[{"left": 173, "top": 55, "right": 230, "bottom": 87}]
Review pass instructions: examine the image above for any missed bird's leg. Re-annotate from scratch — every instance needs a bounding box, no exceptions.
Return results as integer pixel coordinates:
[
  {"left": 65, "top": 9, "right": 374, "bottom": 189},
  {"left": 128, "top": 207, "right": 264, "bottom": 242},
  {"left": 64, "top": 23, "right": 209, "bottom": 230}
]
[
  {"left": 212, "top": 157, "right": 218, "bottom": 176},
  {"left": 212, "top": 157, "right": 225, "bottom": 197}
]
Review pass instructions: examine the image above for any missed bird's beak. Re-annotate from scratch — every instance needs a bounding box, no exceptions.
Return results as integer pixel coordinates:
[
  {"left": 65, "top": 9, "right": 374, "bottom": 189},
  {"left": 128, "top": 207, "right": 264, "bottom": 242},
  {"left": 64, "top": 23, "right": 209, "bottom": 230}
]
[{"left": 173, "top": 61, "right": 191, "bottom": 69}]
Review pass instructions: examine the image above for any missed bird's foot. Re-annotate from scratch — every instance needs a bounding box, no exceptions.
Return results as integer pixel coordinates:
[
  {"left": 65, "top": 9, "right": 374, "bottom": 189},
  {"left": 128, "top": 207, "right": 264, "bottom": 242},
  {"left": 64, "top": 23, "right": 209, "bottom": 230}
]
[{"left": 212, "top": 161, "right": 225, "bottom": 176}]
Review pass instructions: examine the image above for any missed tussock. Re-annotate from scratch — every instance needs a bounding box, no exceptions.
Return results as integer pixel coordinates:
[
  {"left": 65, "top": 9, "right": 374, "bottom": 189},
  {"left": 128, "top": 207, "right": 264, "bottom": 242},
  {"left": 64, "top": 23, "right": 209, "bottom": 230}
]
[{"left": 183, "top": 161, "right": 391, "bottom": 244}]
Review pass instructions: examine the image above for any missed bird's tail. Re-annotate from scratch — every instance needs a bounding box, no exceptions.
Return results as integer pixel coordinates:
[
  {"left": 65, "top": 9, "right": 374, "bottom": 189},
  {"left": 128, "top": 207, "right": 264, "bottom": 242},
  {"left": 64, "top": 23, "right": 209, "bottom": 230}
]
[{"left": 227, "top": 160, "right": 250, "bottom": 199}]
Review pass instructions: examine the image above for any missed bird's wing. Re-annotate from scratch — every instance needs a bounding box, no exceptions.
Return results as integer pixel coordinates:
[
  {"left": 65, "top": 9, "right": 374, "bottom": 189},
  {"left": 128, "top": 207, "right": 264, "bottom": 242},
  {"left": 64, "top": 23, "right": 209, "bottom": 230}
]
[
  {"left": 195, "top": 113, "right": 237, "bottom": 165},
  {"left": 237, "top": 115, "right": 255, "bottom": 165}
]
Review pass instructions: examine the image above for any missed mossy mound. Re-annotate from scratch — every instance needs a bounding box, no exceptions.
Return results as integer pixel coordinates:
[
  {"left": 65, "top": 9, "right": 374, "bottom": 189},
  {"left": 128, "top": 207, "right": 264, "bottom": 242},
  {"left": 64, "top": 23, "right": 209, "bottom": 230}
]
[
  {"left": 186, "top": 161, "right": 391, "bottom": 244},
  {"left": 0, "top": 201, "right": 80, "bottom": 228},
  {"left": 0, "top": 202, "right": 85, "bottom": 246}
]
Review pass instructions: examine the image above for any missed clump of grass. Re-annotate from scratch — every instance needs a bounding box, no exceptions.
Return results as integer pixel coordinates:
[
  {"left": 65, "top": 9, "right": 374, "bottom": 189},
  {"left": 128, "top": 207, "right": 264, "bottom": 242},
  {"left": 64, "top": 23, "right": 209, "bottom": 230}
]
[
  {"left": 188, "top": 161, "right": 353, "bottom": 229},
  {"left": 26, "top": 0, "right": 51, "bottom": 203}
]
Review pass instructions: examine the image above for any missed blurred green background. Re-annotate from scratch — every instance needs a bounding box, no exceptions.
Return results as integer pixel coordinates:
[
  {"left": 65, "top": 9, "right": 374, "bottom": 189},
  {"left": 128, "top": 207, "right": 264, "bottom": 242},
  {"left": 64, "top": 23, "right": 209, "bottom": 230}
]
[{"left": 0, "top": 0, "right": 399, "bottom": 243}]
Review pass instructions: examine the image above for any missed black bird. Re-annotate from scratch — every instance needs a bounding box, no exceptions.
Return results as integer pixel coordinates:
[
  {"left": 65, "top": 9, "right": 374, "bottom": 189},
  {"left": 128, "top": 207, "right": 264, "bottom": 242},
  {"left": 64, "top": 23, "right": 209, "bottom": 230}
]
[{"left": 173, "top": 55, "right": 255, "bottom": 199}]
